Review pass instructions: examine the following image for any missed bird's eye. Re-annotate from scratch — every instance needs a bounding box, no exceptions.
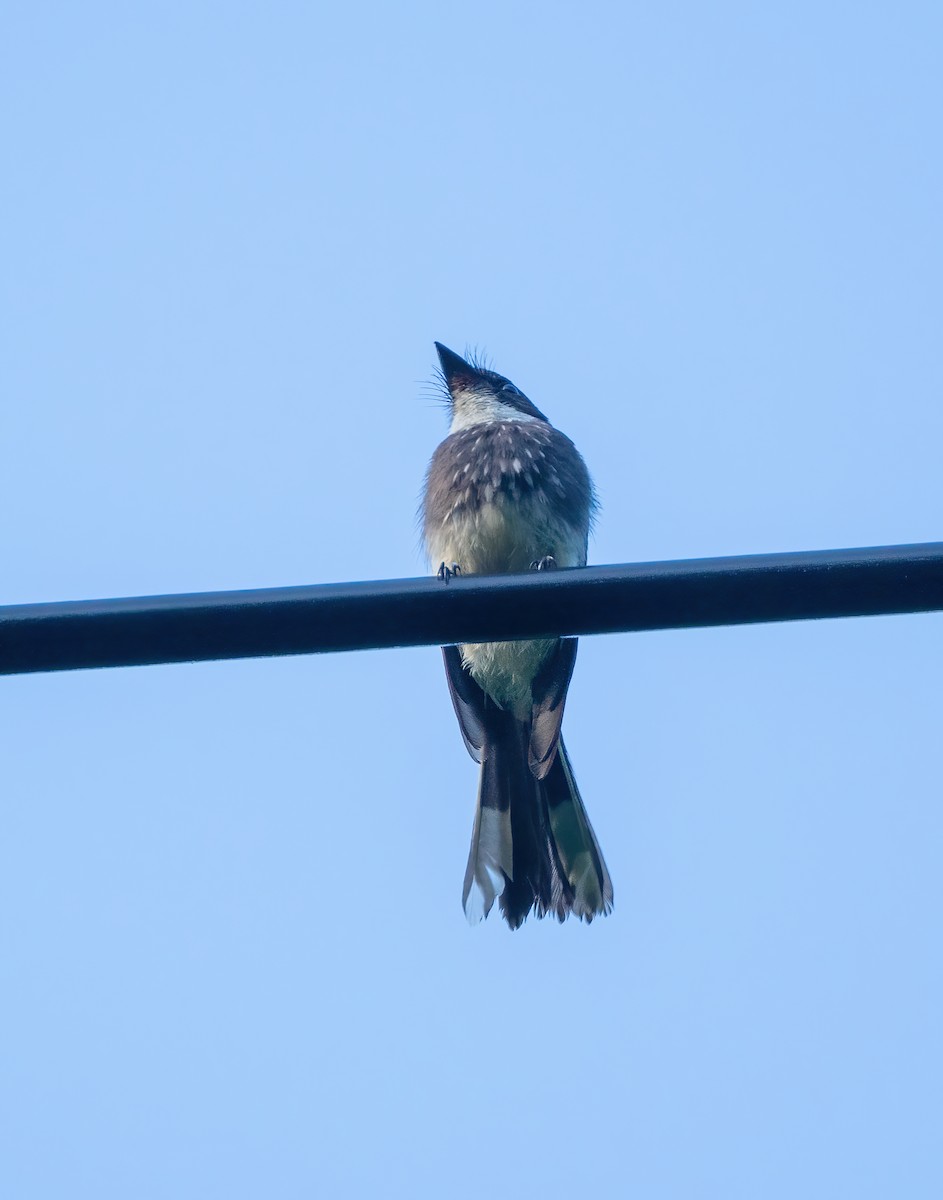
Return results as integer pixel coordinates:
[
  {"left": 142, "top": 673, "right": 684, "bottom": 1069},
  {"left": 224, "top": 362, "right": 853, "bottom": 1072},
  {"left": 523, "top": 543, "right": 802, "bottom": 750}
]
[{"left": 501, "top": 382, "right": 522, "bottom": 398}]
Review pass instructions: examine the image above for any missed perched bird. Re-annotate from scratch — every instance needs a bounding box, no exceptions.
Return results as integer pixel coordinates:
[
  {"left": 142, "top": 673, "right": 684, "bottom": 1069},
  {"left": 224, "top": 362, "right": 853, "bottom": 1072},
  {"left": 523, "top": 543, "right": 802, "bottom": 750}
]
[{"left": 422, "top": 343, "right": 612, "bottom": 929}]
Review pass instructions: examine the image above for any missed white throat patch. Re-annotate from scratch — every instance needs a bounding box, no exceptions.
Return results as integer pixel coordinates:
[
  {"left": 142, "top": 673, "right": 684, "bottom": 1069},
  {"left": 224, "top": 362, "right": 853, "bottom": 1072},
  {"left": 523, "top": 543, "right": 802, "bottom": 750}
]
[{"left": 449, "top": 392, "right": 539, "bottom": 433}]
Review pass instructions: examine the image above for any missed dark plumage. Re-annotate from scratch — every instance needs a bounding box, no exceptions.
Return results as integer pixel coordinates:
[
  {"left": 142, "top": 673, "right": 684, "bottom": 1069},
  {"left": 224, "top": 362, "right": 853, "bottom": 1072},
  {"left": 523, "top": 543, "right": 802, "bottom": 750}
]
[{"left": 424, "top": 420, "right": 594, "bottom": 524}]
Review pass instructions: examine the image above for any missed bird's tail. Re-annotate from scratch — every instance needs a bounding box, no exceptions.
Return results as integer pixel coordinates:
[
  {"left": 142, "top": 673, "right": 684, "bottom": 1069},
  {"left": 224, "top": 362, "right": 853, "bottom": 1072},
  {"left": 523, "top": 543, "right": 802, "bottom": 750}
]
[{"left": 463, "top": 723, "right": 613, "bottom": 930}]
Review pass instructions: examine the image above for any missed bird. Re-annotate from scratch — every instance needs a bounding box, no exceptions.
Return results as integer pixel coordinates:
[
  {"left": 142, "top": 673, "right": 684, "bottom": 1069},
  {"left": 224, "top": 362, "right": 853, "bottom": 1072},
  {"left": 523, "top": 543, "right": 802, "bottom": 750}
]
[{"left": 422, "top": 342, "right": 612, "bottom": 929}]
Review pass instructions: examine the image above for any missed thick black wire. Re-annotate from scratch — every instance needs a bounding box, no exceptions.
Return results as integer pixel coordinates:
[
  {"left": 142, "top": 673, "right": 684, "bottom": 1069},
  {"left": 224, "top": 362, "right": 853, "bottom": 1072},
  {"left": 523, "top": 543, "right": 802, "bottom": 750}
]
[{"left": 1, "top": 542, "right": 941, "bottom": 676}]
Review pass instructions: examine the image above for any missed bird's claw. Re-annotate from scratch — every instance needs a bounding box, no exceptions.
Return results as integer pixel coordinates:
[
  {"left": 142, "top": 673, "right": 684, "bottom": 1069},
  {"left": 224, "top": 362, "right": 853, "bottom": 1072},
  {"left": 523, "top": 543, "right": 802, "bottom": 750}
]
[
  {"left": 530, "top": 555, "right": 558, "bottom": 572},
  {"left": 437, "top": 562, "right": 462, "bottom": 584}
]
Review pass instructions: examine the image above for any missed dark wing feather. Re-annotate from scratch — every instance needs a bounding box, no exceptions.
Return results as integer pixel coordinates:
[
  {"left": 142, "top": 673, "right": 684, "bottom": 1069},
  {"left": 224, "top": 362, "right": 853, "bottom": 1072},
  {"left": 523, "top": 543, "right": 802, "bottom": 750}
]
[
  {"left": 441, "top": 645, "right": 488, "bottom": 764},
  {"left": 528, "top": 637, "right": 578, "bottom": 780}
]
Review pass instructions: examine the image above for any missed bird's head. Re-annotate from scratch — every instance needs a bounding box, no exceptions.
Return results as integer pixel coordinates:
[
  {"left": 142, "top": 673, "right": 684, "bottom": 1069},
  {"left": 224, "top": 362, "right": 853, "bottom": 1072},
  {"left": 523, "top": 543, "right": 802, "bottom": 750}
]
[{"left": 434, "top": 343, "right": 548, "bottom": 430}]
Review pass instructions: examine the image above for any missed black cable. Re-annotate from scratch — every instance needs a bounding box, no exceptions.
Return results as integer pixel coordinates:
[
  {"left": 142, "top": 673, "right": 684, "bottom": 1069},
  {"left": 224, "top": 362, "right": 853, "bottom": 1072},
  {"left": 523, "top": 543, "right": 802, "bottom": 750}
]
[{"left": 1, "top": 542, "right": 941, "bottom": 676}]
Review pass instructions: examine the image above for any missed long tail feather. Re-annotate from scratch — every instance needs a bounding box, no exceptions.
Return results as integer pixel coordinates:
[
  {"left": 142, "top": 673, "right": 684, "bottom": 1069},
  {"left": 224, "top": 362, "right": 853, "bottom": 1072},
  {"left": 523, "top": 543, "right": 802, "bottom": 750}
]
[
  {"left": 543, "top": 739, "right": 613, "bottom": 921},
  {"left": 462, "top": 746, "right": 514, "bottom": 923},
  {"left": 463, "top": 727, "right": 612, "bottom": 929}
]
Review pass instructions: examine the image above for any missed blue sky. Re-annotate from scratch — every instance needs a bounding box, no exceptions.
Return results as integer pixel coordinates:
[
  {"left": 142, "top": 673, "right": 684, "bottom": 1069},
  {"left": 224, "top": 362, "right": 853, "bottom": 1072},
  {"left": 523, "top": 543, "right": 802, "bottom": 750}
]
[{"left": 2, "top": 3, "right": 942, "bottom": 1196}]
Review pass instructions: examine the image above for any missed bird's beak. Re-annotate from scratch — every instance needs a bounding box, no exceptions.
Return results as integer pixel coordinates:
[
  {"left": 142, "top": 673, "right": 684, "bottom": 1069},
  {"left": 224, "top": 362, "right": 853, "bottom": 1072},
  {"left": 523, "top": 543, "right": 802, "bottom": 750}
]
[{"left": 435, "top": 342, "right": 477, "bottom": 390}]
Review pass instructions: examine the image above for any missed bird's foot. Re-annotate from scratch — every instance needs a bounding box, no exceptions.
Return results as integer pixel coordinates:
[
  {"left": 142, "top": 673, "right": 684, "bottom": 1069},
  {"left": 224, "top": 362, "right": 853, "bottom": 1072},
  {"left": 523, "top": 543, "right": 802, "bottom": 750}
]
[
  {"left": 530, "top": 555, "right": 558, "bottom": 572},
  {"left": 437, "top": 562, "right": 462, "bottom": 584}
]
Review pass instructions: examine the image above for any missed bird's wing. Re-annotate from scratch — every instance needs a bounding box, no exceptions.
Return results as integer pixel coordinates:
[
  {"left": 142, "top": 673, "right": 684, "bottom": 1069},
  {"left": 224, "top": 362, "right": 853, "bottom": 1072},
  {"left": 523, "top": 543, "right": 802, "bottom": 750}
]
[
  {"left": 441, "top": 645, "right": 488, "bottom": 764},
  {"left": 528, "top": 637, "right": 578, "bottom": 780}
]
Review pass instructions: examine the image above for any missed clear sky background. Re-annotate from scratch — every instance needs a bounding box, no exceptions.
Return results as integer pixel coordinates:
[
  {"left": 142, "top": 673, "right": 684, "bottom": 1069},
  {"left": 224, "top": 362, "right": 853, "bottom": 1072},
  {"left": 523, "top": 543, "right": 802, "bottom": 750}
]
[{"left": 2, "top": 3, "right": 941, "bottom": 1197}]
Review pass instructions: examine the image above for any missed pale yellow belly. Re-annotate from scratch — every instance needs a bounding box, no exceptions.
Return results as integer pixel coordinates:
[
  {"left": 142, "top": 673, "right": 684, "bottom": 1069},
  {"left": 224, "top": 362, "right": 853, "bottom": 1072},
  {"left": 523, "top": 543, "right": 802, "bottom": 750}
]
[
  {"left": 427, "top": 495, "right": 586, "bottom": 576},
  {"left": 428, "top": 497, "right": 584, "bottom": 717},
  {"left": 460, "top": 637, "right": 556, "bottom": 717}
]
